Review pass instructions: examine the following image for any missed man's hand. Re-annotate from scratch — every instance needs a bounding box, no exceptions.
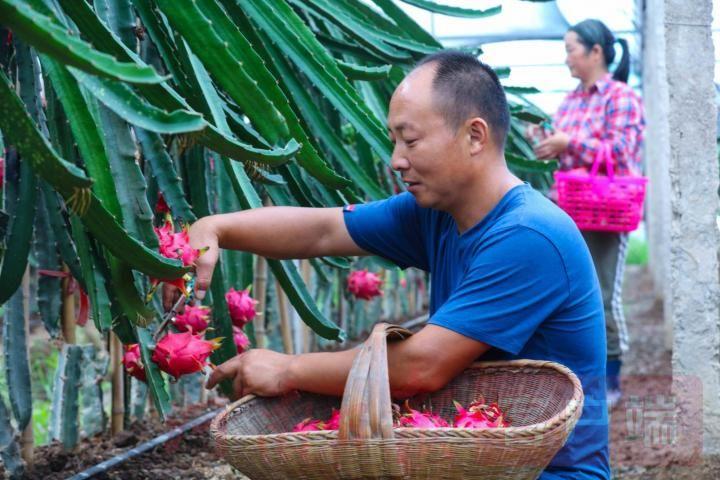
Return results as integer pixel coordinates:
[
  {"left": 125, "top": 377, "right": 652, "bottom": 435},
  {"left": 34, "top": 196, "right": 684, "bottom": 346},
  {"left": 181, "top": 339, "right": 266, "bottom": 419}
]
[
  {"left": 187, "top": 217, "right": 220, "bottom": 301},
  {"left": 206, "top": 349, "right": 294, "bottom": 399},
  {"left": 161, "top": 217, "right": 219, "bottom": 310},
  {"left": 534, "top": 131, "right": 570, "bottom": 160}
]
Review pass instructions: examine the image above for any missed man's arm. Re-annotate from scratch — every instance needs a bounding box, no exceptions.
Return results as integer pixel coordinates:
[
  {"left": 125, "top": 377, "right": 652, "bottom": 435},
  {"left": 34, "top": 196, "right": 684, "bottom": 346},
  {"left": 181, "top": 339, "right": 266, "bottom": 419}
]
[
  {"left": 186, "top": 206, "right": 367, "bottom": 301},
  {"left": 205, "top": 324, "right": 490, "bottom": 399}
]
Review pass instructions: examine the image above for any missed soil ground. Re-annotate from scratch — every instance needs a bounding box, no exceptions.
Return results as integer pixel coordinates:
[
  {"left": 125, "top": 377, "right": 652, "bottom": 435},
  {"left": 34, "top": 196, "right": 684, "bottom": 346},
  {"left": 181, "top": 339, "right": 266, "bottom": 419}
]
[{"left": 7, "top": 265, "right": 720, "bottom": 479}]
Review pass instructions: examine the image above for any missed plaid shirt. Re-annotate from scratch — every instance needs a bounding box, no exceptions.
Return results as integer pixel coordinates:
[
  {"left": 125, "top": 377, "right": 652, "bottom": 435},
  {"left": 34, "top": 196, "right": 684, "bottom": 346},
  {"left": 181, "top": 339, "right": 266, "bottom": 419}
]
[{"left": 553, "top": 73, "right": 645, "bottom": 175}]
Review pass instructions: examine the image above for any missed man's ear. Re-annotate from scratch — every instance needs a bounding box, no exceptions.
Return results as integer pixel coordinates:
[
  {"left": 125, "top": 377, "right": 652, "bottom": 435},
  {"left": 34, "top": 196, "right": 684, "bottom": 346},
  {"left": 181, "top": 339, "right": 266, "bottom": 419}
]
[{"left": 467, "top": 117, "right": 490, "bottom": 155}]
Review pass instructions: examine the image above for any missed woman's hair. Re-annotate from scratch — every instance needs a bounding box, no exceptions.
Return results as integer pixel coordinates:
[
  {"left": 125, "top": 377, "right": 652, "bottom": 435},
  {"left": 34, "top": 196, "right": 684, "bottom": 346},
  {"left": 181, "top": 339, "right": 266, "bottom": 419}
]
[{"left": 568, "top": 19, "right": 630, "bottom": 83}]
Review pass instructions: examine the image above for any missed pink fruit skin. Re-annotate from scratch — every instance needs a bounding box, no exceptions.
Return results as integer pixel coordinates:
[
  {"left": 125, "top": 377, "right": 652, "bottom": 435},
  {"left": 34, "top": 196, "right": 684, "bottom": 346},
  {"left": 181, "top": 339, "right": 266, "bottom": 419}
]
[
  {"left": 397, "top": 408, "right": 449, "bottom": 428},
  {"left": 225, "top": 288, "right": 258, "bottom": 328},
  {"left": 122, "top": 344, "right": 147, "bottom": 382},
  {"left": 452, "top": 400, "right": 510, "bottom": 429},
  {"left": 154, "top": 221, "right": 200, "bottom": 266},
  {"left": 151, "top": 331, "right": 220, "bottom": 380},
  {"left": 173, "top": 305, "right": 211, "bottom": 333},
  {"left": 233, "top": 326, "right": 250, "bottom": 353},
  {"left": 347, "top": 270, "right": 383, "bottom": 300}
]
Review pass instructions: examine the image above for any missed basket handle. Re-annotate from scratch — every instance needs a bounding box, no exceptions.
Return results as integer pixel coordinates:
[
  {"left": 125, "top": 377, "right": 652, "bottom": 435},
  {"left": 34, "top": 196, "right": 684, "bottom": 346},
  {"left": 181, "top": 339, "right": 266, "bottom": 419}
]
[
  {"left": 589, "top": 142, "right": 615, "bottom": 180},
  {"left": 337, "top": 323, "right": 412, "bottom": 440}
]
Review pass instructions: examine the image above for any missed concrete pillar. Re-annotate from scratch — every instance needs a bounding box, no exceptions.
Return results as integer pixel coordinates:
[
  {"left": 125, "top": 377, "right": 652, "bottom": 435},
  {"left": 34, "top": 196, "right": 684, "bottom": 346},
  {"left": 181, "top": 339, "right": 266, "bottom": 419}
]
[
  {"left": 664, "top": 0, "right": 720, "bottom": 454},
  {"left": 640, "top": 0, "right": 673, "bottom": 349}
]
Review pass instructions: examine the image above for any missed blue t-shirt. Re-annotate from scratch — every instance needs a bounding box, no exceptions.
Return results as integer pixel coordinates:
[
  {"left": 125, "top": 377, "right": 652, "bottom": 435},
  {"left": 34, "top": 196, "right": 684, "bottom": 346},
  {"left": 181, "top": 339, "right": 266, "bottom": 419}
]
[{"left": 343, "top": 184, "right": 610, "bottom": 479}]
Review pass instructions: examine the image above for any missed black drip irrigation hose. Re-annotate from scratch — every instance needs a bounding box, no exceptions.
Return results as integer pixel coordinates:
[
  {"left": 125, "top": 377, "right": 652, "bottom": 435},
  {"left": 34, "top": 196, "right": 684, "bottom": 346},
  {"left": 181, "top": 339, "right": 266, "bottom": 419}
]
[
  {"left": 65, "top": 313, "right": 430, "bottom": 479},
  {"left": 67, "top": 408, "right": 223, "bottom": 480}
]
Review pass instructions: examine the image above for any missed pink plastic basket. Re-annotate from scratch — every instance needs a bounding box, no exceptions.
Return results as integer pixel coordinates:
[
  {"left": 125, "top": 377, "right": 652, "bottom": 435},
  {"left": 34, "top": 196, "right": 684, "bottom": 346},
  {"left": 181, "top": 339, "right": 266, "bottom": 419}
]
[{"left": 554, "top": 143, "right": 647, "bottom": 232}]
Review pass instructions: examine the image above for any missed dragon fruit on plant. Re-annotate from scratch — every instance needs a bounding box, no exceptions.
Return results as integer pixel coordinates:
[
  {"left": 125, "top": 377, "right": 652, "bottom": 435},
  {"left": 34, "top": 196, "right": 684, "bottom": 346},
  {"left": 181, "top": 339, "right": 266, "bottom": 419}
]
[
  {"left": 151, "top": 331, "right": 221, "bottom": 380},
  {"left": 225, "top": 287, "right": 258, "bottom": 328},
  {"left": 122, "top": 344, "right": 147, "bottom": 382},
  {"left": 150, "top": 220, "right": 203, "bottom": 296},
  {"left": 233, "top": 326, "right": 250, "bottom": 353},
  {"left": 173, "top": 305, "right": 211, "bottom": 334},
  {"left": 347, "top": 270, "right": 383, "bottom": 300},
  {"left": 155, "top": 192, "right": 170, "bottom": 214}
]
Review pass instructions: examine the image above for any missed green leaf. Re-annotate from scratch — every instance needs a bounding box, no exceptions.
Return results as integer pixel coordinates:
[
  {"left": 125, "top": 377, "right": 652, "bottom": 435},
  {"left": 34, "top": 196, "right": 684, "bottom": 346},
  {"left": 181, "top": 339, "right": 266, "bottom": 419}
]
[
  {"left": 49, "top": 344, "right": 83, "bottom": 448},
  {"left": 34, "top": 185, "right": 62, "bottom": 338},
  {"left": 262, "top": 40, "right": 387, "bottom": 200},
  {"left": 0, "top": 396, "right": 24, "bottom": 478},
  {"left": 506, "top": 152, "right": 558, "bottom": 173},
  {"left": 337, "top": 60, "right": 392, "bottom": 81},
  {"left": 69, "top": 216, "right": 113, "bottom": 333},
  {"left": 223, "top": 157, "right": 345, "bottom": 341},
  {"left": 136, "top": 129, "right": 196, "bottom": 222},
  {"left": 3, "top": 287, "right": 32, "bottom": 431},
  {"left": 154, "top": 0, "right": 289, "bottom": 144},
  {"left": 510, "top": 105, "right": 547, "bottom": 124},
  {"left": 294, "top": 0, "right": 412, "bottom": 62},
  {"left": 0, "top": 0, "right": 167, "bottom": 84},
  {"left": 398, "top": 0, "right": 502, "bottom": 18},
  {"left": 240, "top": 0, "right": 393, "bottom": 162},
  {"left": 0, "top": 71, "right": 188, "bottom": 279},
  {"left": 370, "top": 0, "right": 442, "bottom": 48},
  {"left": 71, "top": 69, "right": 206, "bottom": 134},
  {"left": 0, "top": 155, "right": 36, "bottom": 305},
  {"left": 135, "top": 327, "right": 172, "bottom": 419}
]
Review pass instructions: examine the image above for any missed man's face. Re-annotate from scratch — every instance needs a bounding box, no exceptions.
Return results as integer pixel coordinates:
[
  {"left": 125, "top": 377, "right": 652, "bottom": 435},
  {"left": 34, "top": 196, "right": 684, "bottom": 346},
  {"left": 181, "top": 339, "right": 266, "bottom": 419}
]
[{"left": 387, "top": 65, "right": 473, "bottom": 211}]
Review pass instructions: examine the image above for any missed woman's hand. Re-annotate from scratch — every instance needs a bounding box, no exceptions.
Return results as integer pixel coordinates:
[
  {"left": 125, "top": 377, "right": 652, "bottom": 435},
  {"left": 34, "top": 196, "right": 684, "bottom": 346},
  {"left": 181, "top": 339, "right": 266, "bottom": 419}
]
[
  {"left": 206, "top": 349, "right": 295, "bottom": 399},
  {"left": 534, "top": 131, "right": 570, "bottom": 160}
]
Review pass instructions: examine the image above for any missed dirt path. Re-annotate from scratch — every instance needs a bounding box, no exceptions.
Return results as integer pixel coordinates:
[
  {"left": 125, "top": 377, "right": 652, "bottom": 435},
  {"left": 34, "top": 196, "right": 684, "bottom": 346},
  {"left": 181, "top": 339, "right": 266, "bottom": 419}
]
[{"left": 610, "top": 266, "right": 720, "bottom": 479}]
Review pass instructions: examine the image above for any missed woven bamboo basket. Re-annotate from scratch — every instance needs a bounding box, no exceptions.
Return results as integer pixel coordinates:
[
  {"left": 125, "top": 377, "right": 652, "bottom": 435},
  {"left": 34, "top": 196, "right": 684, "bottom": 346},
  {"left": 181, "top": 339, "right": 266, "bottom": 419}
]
[{"left": 211, "top": 323, "right": 584, "bottom": 480}]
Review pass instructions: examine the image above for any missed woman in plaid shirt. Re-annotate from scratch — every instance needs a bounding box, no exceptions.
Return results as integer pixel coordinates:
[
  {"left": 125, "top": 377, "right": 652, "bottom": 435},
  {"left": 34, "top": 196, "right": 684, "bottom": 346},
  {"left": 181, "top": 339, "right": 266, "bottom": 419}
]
[{"left": 534, "top": 19, "right": 646, "bottom": 410}]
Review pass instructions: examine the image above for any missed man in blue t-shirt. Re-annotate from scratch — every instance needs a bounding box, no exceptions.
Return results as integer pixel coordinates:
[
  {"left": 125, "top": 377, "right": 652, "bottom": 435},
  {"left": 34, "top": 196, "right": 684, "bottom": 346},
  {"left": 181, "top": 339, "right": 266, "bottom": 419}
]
[{"left": 187, "top": 51, "right": 609, "bottom": 479}]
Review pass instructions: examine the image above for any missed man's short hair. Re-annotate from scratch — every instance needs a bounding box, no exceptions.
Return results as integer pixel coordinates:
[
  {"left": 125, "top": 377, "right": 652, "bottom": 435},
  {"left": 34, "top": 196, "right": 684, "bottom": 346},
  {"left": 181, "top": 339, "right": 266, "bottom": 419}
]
[{"left": 416, "top": 50, "right": 510, "bottom": 148}]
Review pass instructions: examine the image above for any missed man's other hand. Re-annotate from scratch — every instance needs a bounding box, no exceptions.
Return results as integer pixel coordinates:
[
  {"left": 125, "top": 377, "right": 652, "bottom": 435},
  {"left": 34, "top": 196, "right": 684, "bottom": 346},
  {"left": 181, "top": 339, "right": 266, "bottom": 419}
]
[{"left": 205, "top": 349, "right": 294, "bottom": 400}]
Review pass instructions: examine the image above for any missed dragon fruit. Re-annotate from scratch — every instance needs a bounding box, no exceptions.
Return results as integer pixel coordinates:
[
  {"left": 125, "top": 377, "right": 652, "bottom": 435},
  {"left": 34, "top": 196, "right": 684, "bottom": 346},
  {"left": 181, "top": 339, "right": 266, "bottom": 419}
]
[
  {"left": 225, "top": 288, "right": 258, "bottom": 328},
  {"left": 151, "top": 331, "right": 221, "bottom": 380},
  {"left": 452, "top": 397, "right": 511, "bottom": 429},
  {"left": 173, "top": 305, "right": 211, "bottom": 333},
  {"left": 292, "top": 408, "right": 341, "bottom": 432},
  {"left": 347, "top": 270, "right": 383, "bottom": 300},
  {"left": 150, "top": 220, "right": 203, "bottom": 296},
  {"left": 233, "top": 326, "right": 250, "bottom": 353},
  {"left": 155, "top": 192, "right": 170, "bottom": 214},
  {"left": 122, "top": 344, "right": 147, "bottom": 382},
  {"left": 396, "top": 401, "right": 449, "bottom": 428},
  {"left": 324, "top": 408, "right": 341, "bottom": 430},
  {"left": 292, "top": 417, "right": 327, "bottom": 432},
  {"left": 154, "top": 220, "right": 201, "bottom": 267}
]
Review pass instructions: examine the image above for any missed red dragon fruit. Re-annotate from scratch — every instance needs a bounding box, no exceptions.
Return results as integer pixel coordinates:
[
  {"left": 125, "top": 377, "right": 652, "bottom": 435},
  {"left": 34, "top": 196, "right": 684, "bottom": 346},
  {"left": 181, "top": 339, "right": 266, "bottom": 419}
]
[
  {"left": 225, "top": 287, "right": 258, "bottom": 328},
  {"left": 151, "top": 331, "right": 221, "bottom": 380},
  {"left": 324, "top": 408, "right": 341, "bottom": 430},
  {"left": 292, "top": 408, "right": 341, "bottom": 432},
  {"left": 122, "top": 344, "right": 147, "bottom": 382},
  {"left": 292, "top": 417, "right": 327, "bottom": 432},
  {"left": 173, "top": 305, "right": 211, "bottom": 334},
  {"left": 347, "top": 270, "right": 383, "bottom": 300},
  {"left": 452, "top": 397, "right": 511, "bottom": 429},
  {"left": 396, "top": 401, "right": 449, "bottom": 428},
  {"left": 150, "top": 220, "right": 203, "bottom": 296},
  {"left": 154, "top": 220, "right": 201, "bottom": 267},
  {"left": 233, "top": 326, "right": 250, "bottom": 353},
  {"left": 155, "top": 192, "right": 170, "bottom": 214}
]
